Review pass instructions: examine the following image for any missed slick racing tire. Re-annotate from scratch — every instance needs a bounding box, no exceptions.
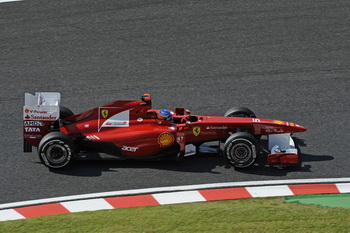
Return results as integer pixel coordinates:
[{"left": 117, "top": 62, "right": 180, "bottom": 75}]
[
  {"left": 60, "top": 106, "right": 74, "bottom": 119},
  {"left": 51, "top": 106, "right": 75, "bottom": 130},
  {"left": 223, "top": 132, "right": 258, "bottom": 168},
  {"left": 224, "top": 107, "right": 256, "bottom": 118},
  {"left": 38, "top": 132, "right": 76, "bottom": 169},
  {"left": 224, "top": 106, "right": 262, "bottom": 141}
]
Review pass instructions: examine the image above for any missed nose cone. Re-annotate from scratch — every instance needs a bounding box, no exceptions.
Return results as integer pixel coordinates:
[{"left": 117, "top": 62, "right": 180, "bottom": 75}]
[{"left": 290, "top": 122, "right": 307, "bottom": 132}]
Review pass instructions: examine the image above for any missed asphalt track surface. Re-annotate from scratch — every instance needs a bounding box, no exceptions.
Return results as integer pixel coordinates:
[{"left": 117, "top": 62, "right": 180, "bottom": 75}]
[{"left": 0, "top": 0, "right": 349, "bottom": 204}]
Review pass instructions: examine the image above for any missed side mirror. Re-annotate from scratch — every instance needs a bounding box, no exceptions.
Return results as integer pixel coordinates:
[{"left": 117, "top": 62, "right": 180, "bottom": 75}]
[
  {"left": 141, "top": 94, "right": 151, "bottom": 102},
  {"left": 175, "top": 108, "right": 191, "bottom": 115}
]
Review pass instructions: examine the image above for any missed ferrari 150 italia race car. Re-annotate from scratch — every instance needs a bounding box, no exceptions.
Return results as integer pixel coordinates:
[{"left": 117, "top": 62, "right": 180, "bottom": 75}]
[{"left": 23, "top": 92, "right": 307, "bottom": 169}]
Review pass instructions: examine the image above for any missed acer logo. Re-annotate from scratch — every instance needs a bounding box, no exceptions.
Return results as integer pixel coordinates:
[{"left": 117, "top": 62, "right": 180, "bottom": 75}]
[{"left": 122, "top": 146, "right": 139, "bottom": 152}]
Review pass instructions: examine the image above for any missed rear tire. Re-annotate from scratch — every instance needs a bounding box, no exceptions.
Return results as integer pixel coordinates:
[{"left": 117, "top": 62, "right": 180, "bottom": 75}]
[
  {"left": 223, "top": 132, "right": 258, "bottom": 168},
  {"left": 60, "top": 106, "right": 74, "bottom": 119},
  {"left": 38, "top": 132, "right": 75, "bottom": 169},
  {"left": 51, "top": 106, "right": 74, "bottom": 130}
]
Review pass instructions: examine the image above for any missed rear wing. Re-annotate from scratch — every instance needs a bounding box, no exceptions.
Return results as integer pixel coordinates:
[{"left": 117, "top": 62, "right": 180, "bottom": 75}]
[
  {"left": 23, "top": 92, "right": 61, "bottom": 152},
  {"left": 24, "top": 92, "right": 61, "bottom": 119}
]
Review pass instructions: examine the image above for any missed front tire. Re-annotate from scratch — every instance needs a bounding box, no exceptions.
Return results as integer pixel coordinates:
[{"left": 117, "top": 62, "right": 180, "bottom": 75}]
[
  {"left": 38, "top": 132, "right": 75, "bottom": 169},
  {"left": 223, "top": 132, "right": 258, "bottom": 168},
  {"left": 224, "top": 107, "right": 256, "bottom": 118}
]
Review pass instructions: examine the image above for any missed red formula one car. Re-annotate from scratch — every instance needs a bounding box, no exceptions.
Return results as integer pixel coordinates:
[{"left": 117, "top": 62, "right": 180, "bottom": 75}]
[{"left": 23, "top": 92, "right": 307, "bottom": 169}]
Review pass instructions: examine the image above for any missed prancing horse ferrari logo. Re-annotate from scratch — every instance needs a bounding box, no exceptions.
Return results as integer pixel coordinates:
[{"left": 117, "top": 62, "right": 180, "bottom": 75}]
[
  {"left": 102, "top": 110, "right": 109, "bottom": 118},
  {"left": 193, "top": 127, "right": 201, "bottom": 136}
]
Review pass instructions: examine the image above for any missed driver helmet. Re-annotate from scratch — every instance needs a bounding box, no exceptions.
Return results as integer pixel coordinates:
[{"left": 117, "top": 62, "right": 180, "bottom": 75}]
[{"left": 157, "top": 109, "right": 172, "bottom": 121}]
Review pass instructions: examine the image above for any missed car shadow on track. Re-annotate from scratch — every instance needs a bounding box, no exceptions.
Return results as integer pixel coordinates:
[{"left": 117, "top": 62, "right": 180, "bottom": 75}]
[
  {"left": 235, "top": 137, "right": 334, "bottom": 176},
  {"left": 234, "top": 152, "right": 334, "bottom": 176},
  {"left": 48, "top": 155, "right": 228, "bottom": 177},
  {"left": 48, "top": 137, "right": 333, "bottom": 177},
  {"left": 48, "top": 154, "right": 333, "bottom": 178}
]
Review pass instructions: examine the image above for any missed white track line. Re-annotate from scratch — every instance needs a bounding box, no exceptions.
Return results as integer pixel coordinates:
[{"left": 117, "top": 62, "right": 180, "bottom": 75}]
[
  {"left": 0, "top": 209, "right": 25, "bottom": 222},
  {"left": 153, "top": 191, "right": 206, "bottom": 205},
  {"left": 61, "top": 198, "right": 114, "bottom": 213},
  {"left": 336, "top": 183, "right": 350, "bottom": 193},
  {"left": 0, "top": 0, "right": 22, "bottom": 3},
  {"left": 1, "top": 178, "right": 350, "bottom": 210},
  {"left": 246, "top": 185, "right": 294, "bottom": 197}
]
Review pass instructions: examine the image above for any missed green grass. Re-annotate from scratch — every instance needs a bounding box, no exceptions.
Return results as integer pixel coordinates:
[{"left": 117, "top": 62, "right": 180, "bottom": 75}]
[{"left": 1, "top": 197, "right": 350, "bottom": 233}]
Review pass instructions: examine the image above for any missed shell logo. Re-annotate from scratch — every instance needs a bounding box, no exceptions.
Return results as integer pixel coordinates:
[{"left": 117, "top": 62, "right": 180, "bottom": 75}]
[
  {"left": 158, "top": 133, "right": 174, "bottom": 147},
  {"left": 25, "top": 109, "right": 30, "bottom": 113}
]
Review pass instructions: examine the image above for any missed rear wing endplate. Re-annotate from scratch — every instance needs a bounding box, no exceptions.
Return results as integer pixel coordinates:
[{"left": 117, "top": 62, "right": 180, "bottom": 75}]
[{"left": 23, "top": 92, "right": 61, "bottom": 152}]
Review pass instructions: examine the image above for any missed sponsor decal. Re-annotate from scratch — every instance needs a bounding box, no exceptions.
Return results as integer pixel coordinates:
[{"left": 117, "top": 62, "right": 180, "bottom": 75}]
[
  {"left": 24, "top": 134, "right": 42, "bottom": 139},
  {"left": 286, "top": 122, "right": 295, "bottom": 127},
  {"left": 23, "top": 106, "right": 59, "bottom": 121},
  {"left": 24, "top": 114, "right": 57, "bottom": 121},
  {"left": 177, "top": 136, "right": 184, "bottom": 141},
  {"left": 252, "top": 118, "right": 261, "bottom": 122},
  {"left": 273, "top": 120, "right": 284, "bottom": 125},
  {"left": 206, "top": 126, "right": 228, "bottom": 130},
  {"left": 25, "top": 115, "right": 56, "bottom": 120},
  {"left": 98, "top": 108, "right": 130, "bottom": 131},
  {"left": 104, "top": 120, "right": 129, "bottom": 126},
  {"left": 158, "top": 133, "right": 174, "bottom": 147},
  {"left": 122, "top": 146, "right": 139, "bottom": 152},
  {"left": 185, "top": 144, "right": 196, "bottom": 156},
  {"left": 264, "top": 128, "right": 284, "bottom": 133},
  {"left": 137, "top": 117, "right": 143, "bottom": 122},
  {"left": 101, "top": 110, "right": 109, "bottom": 118},
  {"left": 24, "top": 127, "right": 41, "bottom": 133},
  {"left": 86, "top": 135, "right": 100, "bottom": 140},
  {"left": 24, "top": 121, "right": 44, "bottom": 126},
  {"left": 193, "top": 127, "right": 201, "bottom": 136}
]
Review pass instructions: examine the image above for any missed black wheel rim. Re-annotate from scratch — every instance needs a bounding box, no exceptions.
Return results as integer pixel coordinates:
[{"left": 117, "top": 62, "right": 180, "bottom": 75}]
[
  {"left": 231, "top": 143, "right": 252, "bottom": 163},
  {"left": 46, "top": 144, "right": 68, "bottom": 164}
]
